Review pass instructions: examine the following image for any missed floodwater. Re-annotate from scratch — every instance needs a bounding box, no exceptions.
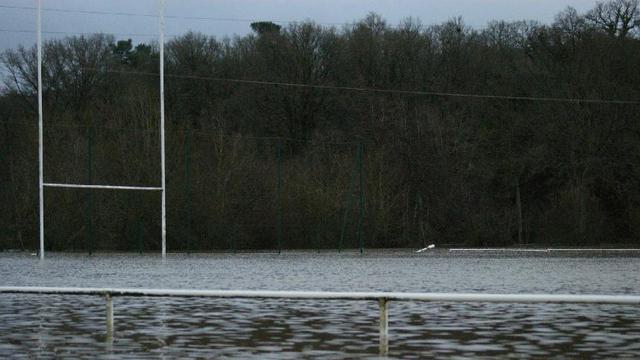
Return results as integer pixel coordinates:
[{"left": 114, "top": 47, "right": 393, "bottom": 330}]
[{"left": 0, "top": 249, "right": 639, "bottom": 358}]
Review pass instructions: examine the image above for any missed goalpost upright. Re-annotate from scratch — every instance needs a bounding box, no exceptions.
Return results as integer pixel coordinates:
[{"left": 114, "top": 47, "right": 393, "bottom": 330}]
[
  {"left": 159, "top": 0, "right": 167, "bottom": 259},
  {"left": 37, "top": 0, "right": 44, "bottom": 259},
  {"left": 36, "top": 0, "right": 168, "bottom": 258}
]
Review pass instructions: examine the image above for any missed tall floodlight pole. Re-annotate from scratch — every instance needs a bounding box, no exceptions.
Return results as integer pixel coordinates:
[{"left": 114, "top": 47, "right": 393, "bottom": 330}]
[
  {"left": 37, "top": 0, "right": 44, "bottom": 259},
  {"left": 159, "top": 0, "right": 167, "bottom": 258}
]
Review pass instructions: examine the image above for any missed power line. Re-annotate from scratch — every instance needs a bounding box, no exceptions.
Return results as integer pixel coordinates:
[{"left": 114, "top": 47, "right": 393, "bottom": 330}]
[
  {"left": 0, "top": 4, "right": 158, "bottom": 18},
  {"left": 1, "top": 49, "right": 637, "bottom": 105},
  {"left": 0, "top": 28, "right": 165, "bottom": 38},
  {"left": 76, "top": 67, "right": 640, "bottom": 106},
  {"left": 1, "top": 2, "right": 637, "bottom": 106},
  {"left": 0, "top": 29, "right": 33, "bottom": 34},
  {"left": 0, "top": 4, "right": 374, "bottom": 29},
  {"left": 163, "top": 16, "right": 349, "bottom": 28}
]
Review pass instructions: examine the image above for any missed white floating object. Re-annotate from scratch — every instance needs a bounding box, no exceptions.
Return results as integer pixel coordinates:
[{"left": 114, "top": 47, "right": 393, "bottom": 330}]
[
  {"left": 416, "top": 244, "right": 436, "bottom": 253},
  {"left": 30, "top": 253, "right": 38, "bottom": 256}
]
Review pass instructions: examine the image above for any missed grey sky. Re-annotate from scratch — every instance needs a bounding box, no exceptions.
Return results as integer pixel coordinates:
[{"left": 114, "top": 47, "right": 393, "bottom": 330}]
[{"left": 1, "top": 0, "right": 599, "bottom": 51}]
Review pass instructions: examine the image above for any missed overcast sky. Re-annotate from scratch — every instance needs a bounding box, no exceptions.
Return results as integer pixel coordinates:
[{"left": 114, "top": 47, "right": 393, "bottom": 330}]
[{"left": 1, "top": 0, "right": 599, "bottom": 51}]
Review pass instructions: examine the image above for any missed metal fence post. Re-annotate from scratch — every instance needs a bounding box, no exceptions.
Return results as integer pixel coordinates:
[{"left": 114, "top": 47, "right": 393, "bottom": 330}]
[
  {"left": 276, "top": 139, "right": 284, "bottom": 254},
  {"left": 105, "top": 293, "right": 114, "bottom": 342},
  {"left": 379, "top": 297, "right": 389, "bottom": 356},
  {"left": 137, "top": 219, "right": 144, "bottom": 254},
  {"left": 86, "top": 127, "right": 94, "bottom": 255},
  {"left": 357, "top": 142, "right": 365, "bottom": 255},
  {"left": 339, "top": 144, "right": 358, "bottom": 252},
  {"left": 184, "top": 128, "right": 192, "bottom": 252}
]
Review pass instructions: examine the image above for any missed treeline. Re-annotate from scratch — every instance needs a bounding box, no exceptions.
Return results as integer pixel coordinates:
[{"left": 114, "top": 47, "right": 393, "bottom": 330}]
[{"left": 1, "top": 0, "right": 640, "bottom": 251}]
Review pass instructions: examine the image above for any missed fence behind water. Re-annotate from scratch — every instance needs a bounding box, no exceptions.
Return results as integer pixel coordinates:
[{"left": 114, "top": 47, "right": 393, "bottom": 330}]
[{"left": 0, "top": 121, "right": 370, "bottom": 253}]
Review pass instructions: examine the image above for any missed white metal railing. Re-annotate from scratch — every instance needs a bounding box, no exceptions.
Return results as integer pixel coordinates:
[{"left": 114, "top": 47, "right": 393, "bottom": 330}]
[{"left": 1, "top": 287, "right": 639, "bottom": 356}]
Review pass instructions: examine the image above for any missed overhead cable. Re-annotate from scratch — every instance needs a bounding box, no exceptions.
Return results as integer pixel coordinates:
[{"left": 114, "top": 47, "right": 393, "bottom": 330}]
[
  {"left": 76, "top": 67, "right": 640, "bottom": 105},
  {"left": 0, "top": 4, "right": 387, "bottom": 28}
]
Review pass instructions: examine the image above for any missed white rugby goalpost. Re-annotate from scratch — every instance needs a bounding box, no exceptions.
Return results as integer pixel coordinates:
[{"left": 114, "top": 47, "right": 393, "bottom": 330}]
[{"left": 36, "top": 0, "right": 168, "bottom": 259}]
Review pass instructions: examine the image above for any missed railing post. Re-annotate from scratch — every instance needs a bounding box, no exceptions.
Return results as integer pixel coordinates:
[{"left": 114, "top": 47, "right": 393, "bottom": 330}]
[
  {"left": 379, "top": 297, "right": 389, "bottom": 356},
  {"left": 105, "top": 293, "right": 114, "bottom": 342}
]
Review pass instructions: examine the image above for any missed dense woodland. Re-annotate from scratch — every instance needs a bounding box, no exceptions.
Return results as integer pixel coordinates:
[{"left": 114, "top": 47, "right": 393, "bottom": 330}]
[{"left": 1, "top": 0, "right": 639, "bottom": 251}]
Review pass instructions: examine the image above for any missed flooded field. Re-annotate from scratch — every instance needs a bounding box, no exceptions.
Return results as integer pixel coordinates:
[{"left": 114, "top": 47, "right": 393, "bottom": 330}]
[{"left": 1, "top": 250, "right": 639, "bottom": 358}]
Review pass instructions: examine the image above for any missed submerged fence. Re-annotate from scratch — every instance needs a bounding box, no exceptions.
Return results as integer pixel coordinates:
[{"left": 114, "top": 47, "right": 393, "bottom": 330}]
[
  {"left": 4, "top": 116, "right": 640, "bottom": 253},
  {"left": 0, "top": 122, "right": 373, "bottom": 253},
  {"left": 1, "top": 286, "right": 639, "bottom": 356}
]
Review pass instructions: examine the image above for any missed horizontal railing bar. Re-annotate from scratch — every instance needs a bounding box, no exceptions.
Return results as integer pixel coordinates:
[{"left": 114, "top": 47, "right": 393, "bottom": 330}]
[
  {"left": 1, "top": 287, "right": 639, "bottom": 305},
  {"left": 43, "top": 183, "right": 163, "bottom": 191}
]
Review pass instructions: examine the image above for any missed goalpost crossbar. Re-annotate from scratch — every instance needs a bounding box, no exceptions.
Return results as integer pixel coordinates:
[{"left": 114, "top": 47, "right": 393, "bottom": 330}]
[{"left": 43, "top": 183, "right": 163, "bottom": 191}]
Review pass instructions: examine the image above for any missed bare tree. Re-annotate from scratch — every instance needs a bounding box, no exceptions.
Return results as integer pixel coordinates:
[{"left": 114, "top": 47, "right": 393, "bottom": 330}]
[{"left": 585, "top": 0, "right": 639, "bottom": 38}]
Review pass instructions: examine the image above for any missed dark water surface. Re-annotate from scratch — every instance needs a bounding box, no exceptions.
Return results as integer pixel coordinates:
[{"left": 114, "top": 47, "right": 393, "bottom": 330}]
[{"left": 0, "top": 250, "right": 639, "bottom": 358}]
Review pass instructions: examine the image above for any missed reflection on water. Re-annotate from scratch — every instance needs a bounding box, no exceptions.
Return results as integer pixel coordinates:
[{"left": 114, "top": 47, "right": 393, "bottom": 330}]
[{"left": 0, "top": 250, "right": 639, "bottom": 358}]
